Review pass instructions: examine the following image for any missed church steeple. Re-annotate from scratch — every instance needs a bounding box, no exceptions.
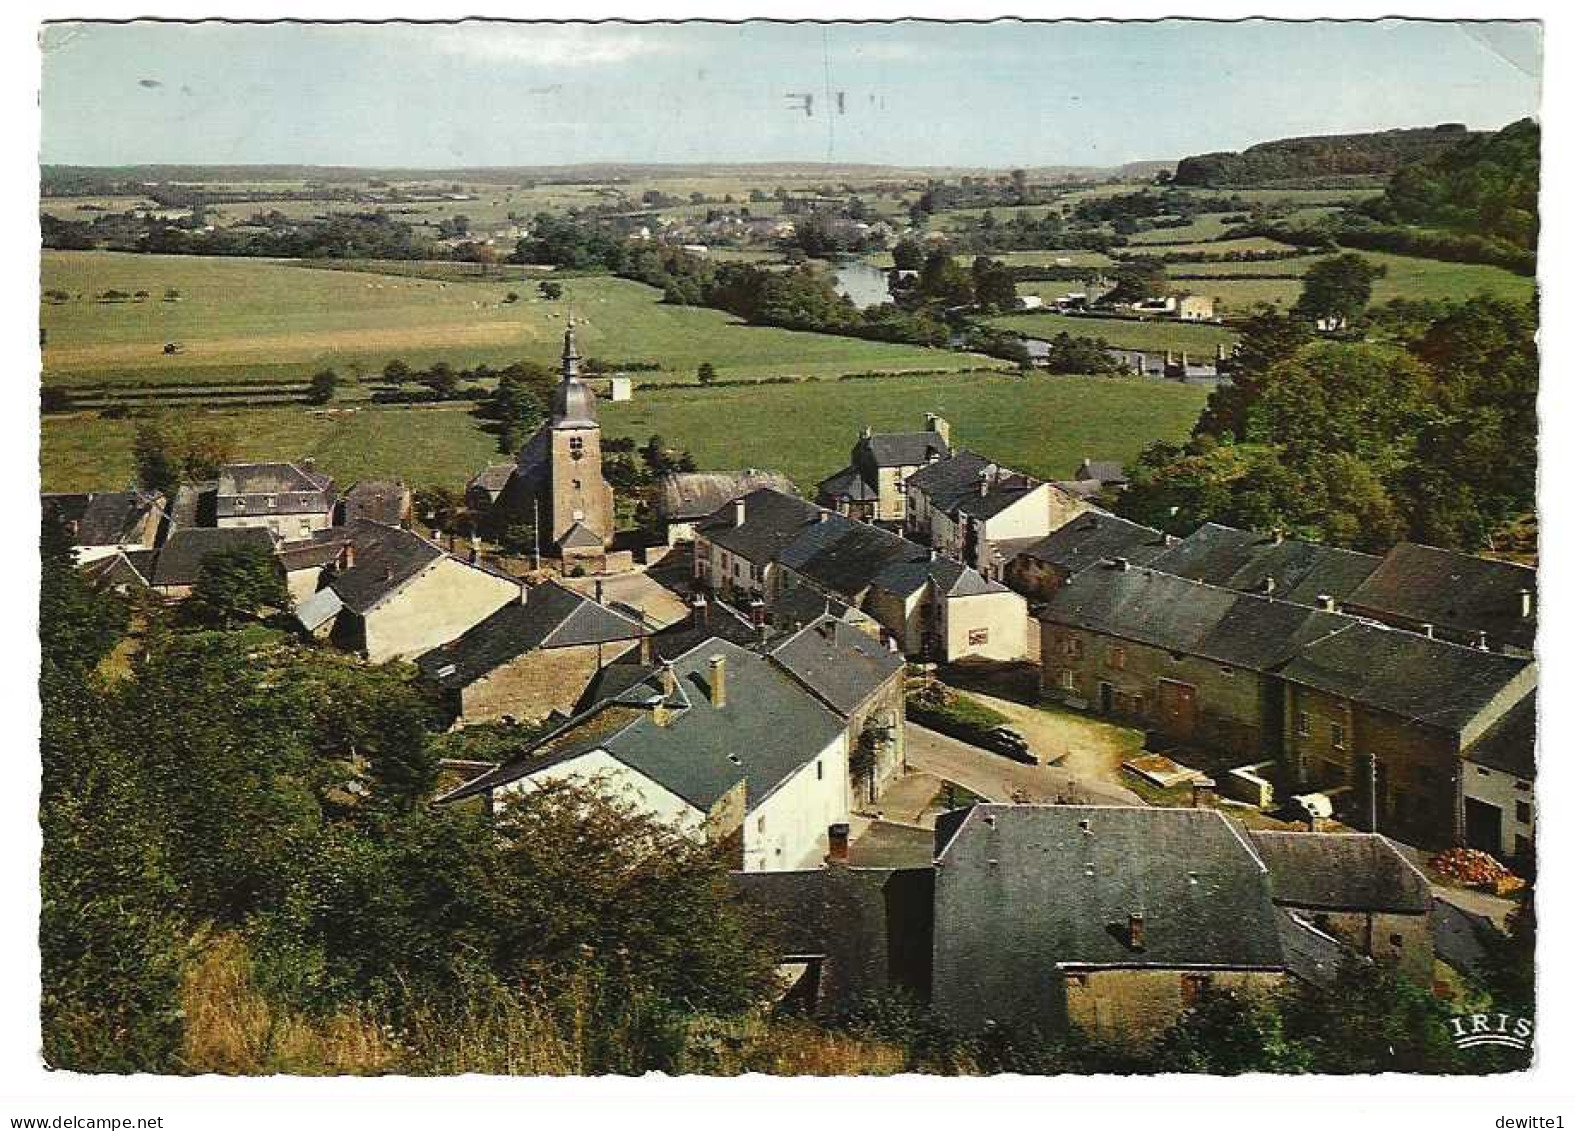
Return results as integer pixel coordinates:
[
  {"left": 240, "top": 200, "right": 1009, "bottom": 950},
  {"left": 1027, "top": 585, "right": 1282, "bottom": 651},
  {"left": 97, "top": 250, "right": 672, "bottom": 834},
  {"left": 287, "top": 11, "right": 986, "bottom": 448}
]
[{"left": 551, "top": 310, "right": 598, "bottom": 428}]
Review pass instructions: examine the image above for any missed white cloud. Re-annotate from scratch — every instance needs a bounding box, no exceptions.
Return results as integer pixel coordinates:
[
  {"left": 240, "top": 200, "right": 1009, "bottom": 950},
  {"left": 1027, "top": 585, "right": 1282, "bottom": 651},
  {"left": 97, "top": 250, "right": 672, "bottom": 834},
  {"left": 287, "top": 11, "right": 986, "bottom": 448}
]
[{"left": 419, "top": 23, "right": 678, "bottom": 68}]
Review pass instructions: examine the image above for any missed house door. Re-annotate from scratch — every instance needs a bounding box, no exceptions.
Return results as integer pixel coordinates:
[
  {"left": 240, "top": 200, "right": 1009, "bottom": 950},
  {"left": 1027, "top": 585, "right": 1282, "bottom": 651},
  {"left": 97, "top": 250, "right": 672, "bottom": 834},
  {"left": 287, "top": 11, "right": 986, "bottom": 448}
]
[
  {"left": 1464, "top": 798, "right": 1504, "bottom": 854},
  {"left": 1157, "top": 680, "right": 1199, "bottom": 740},
  {"left": 1099, "top": 682, "right": 1114, "bottom": 714}
]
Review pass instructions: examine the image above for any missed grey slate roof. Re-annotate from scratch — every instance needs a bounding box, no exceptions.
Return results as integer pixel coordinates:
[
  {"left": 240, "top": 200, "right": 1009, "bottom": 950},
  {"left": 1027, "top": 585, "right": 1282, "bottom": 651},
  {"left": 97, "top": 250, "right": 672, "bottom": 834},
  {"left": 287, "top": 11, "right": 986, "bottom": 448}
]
[
  {"left": 906, "top": 450, "right": 1048, "bottom": 522},
  {"left": 769, "top": 615, "right": 904, "bottom": 717},
  {"left": 294, "top": 585, "right": 344, "bottom": 632},
  {"left": 1147, "top": 522, "right": 1382, "bottom": 607},
  {"left": 58, "top": 490, "right": 162, "bottom": 547},
  {"left": 150, "top": 526, "right": 276, "bottom": 587},
  {"left": 1041, "top": 562, "right": 1349, "bottom": 672},
  {"left": 326, "top": 520, "right": 446, "bottom": 614},
  {"left": 340, "top": 480, "right": 409, "bottom": 526},
  {"left": 930, "top": 805, "right": 1283, "bottom": 1030},
  {"left": 816, "top": 465, "right": 879, "bottom": 502},
  {"left": 1019, "top": 512, "right": 1171, "bottom": 575},
  {"left": 440, "top": 637, "right": 844, "bottom": 813},
  {"left": 215, "top": 462, "right": 335, "bottom": 519},
  {"left": 925, "top": 557, "right": 1010, "bottom": 597},
  {"left": 167, "top": 482, "right": 217, "bottom": 529},
  {"left": 468, "top": 463, "right": 516, "bottom": 495},
  {"left": 1345, "top": 542, "right": 1536, "bottom": 651},
  {"left": 1465, "top": 694, "right": 1536, "bottom": 779},
  {"left": 777, "top": 511, "right": 930, "bottom": 600},
  {"left": 80, "top": 548, "right": 156, "bottom": 590},
  {"left": 658, "top": 469, "right": 797, "bottom": 522},
  {"left": 1076, "top": 458, "right": 1128, "bottom": 485},
  {"left": 1248, "top": 831, "right": 1431, "bottom": 914},
  {"left": 558, "top": 520, "right": 604, "bottom": 549},
  {"left": 858, "top": 430, "right": 949, "bottom": 469},
  {"left": 697, "top": 487, "right": 821, "bottom": 565},
  {"left": 416, "top": 581, "right": 645, "bottom": 690},
  {"left": 1279, "top": 622, "right": 1534, "bottom": 735},
  {"left": 276, "top": 533, "right": 348, "bottom": 572}
]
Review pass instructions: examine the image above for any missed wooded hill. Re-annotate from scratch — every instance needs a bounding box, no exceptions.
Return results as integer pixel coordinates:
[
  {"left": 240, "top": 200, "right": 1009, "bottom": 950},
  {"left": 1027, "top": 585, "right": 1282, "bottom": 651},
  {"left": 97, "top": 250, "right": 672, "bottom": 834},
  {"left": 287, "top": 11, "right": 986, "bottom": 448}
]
[{"left": 1172, "top": 124, "right": 1484, "bottom": 187}]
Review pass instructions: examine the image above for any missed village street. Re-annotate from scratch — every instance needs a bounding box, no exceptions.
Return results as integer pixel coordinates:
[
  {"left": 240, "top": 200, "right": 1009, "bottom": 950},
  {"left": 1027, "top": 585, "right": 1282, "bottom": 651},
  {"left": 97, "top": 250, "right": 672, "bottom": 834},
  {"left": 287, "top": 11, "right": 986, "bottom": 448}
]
[{"left": 904, "top": 722, "right": 1143, "bottom": 807}]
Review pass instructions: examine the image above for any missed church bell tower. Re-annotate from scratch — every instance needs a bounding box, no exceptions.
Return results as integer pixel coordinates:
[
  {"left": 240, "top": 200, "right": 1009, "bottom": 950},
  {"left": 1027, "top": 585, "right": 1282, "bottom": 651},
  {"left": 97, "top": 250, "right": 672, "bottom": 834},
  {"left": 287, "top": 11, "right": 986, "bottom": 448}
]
[{"left": 546, "top": 314, "right": 614, "bottom": 552}]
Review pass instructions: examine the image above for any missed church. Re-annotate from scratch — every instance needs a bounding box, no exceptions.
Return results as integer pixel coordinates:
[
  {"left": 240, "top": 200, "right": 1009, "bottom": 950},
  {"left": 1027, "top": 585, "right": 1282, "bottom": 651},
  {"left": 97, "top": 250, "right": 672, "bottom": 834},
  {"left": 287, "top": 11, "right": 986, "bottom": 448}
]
[{"left": 487, "top": 316, "right": 616, "bottom": 561}]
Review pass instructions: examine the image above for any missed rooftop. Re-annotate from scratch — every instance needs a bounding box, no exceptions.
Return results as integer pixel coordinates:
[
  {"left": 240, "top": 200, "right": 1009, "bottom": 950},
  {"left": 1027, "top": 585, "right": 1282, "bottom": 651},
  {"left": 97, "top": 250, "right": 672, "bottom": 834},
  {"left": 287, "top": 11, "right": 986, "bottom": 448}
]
[
  {"left": 150, "top": 526, "right": 276, "bottom": 587},
  {"left": 658, "top": 469, "right": 797, "bottom": 522},
  {"left": 1018, "top": 512, "right": 1172, "bottom": 576},
  {"left": 769, "top": 614, "right": 904, "bottom": 717},
  {"left": 1147, "top": 522, "right": 1382, "bottom": 607},
  {"left": 1345, "top": 541, "right": 1536, "bottom": 651},
  {"left": 696, "top": 487, "right": 821, "bottom": 565},
  {"left": 1248, "top": 831, "right": 1432, "bottom": 914}
]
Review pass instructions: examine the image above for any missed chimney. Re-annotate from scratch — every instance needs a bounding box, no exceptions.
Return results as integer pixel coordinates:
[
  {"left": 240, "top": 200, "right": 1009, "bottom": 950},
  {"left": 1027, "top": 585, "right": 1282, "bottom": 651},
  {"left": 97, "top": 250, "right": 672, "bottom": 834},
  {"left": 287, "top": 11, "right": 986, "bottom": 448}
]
[
  {"left": 1316, "top": 594, "right": 1336, "bottom": 613},
  {"left": 691, "top": 592, "right": 709, "bottom": 627},
  {"left": 826, "top": 822, "right": 850, "bottom": 864},
  {"left": 749, "top": 596, "right": 767, "bottom": 629},
  {"left": 732, "top": 498, "right": 746, "bottom": 528},
  {"left": 1216, "top": 342, "right": 1227, "bottom": 362},
  {"left": 1179, "top": 351, "right": 1189, "bottom": 369},
  {"left": 1128, "top": 911, "right": 1146, "bottom": 952},
  {"left": 707, "top": 654, "right": 727, "bottom": 709},
  {"left": 1262, "top": 576, "right": 1276, "bottom": 597},
  {"left": 659, "top": 660, "right": 677, "bottom": 697},
  {"left": 925, "top": 413, "right": 951, "bottom": 448},
  {"left": 1110, "top": 556, "right": 1130, "bottom": 571},
  {"left": 1164, "top": 350, "right": 1175, "bottom": 367},
  {"left": 860, "top": 425, "right": 873, "bottom": 440},
  {"left": 1521, "top": 589, "right": 1534, "bottom": 619},
  {"left": 817, "top": 510, "right": 832, "bottom": 523},
  {"left": 341, "top": 542, "right": 356, "bottom": 570},
  {"left": 978, "top": 469, "right": 990, "bottom": 497},
  {"left": 1476, "top": 630, "right": 1491, "bottom": 652},
  {"left": 518, "top": 579, "right": 529, "bottom": 605},
  {"left": 1420, "top": 622, "right": 1434, "bottom": 638}
]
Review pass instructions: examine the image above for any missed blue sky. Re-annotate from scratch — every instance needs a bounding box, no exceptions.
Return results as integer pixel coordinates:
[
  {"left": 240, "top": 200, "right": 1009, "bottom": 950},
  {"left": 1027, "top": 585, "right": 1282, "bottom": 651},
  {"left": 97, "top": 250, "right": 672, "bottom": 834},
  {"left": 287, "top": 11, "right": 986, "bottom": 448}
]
[{"left": 39, "top": 19, "right": 1542, "bottom": 168}]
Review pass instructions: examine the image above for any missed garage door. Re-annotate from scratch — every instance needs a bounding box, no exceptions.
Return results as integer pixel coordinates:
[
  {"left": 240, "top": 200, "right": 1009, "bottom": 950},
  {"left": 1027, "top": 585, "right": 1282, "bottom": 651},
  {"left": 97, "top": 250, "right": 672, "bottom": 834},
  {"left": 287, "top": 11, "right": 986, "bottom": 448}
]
[{"left": 1157, "top": 679, "right": 1199, "bottom": 740}]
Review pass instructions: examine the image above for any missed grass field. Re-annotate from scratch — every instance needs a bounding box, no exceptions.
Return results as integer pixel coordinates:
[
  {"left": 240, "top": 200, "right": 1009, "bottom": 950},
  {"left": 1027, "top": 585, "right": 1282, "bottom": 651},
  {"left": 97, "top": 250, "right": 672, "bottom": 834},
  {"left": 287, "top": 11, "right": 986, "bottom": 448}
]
[
  {"left": 1171, "top": 252, "right": 1536, "bottom": 312},
  {"left": 41, "top": 251, "right": 994, "bottom": 388},
  {"left": 1126, "top": 214, "right": 1246, "bottom": 245},
  {"left": 40, "top": 371, "right": 1208, "bottom": 495},
  {"left": 984, "top": 311, "right": 1240, "bottom": 354}
]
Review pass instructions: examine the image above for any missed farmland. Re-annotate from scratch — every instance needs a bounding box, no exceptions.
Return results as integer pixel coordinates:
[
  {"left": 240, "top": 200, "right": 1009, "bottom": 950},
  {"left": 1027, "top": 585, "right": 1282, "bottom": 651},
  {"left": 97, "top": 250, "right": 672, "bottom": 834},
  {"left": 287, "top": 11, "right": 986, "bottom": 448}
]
[
  {"left": 40, "top": 251, "right": 995, "bottom": 389},
  {"left": 983, "top": 311, "right": 1240, "bottom": 354},
  {"left": 40, "top": 370, "right": 1209, "bottom": 495}
]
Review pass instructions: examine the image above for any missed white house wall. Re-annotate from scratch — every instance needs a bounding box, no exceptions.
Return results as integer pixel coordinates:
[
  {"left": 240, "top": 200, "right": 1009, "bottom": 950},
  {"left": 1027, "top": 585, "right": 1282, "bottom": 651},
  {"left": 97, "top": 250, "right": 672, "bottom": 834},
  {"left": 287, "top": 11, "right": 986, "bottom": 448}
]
[
  {"left": 361, "top": 557, "right": 519, "bottom": 662},
  {"left": 502, "top": 748, "right": 708, "bottom": 836},
  {"left": 1462, "top": 761, "right": 1535, "bottom": 857},
  {"left": 941, "top": 589, "right": 1029, "bottom": 661},
  {"left": 741, "top": 731, "right": 850, "bottom": 872}
]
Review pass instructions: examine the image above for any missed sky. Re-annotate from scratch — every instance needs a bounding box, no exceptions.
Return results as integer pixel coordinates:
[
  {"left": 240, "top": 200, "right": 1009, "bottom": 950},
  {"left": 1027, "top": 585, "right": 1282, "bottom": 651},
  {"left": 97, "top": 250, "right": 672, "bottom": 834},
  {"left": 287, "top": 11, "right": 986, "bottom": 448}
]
[{"left": 38, "top": 19, "right": 1542, "bottom": 169}]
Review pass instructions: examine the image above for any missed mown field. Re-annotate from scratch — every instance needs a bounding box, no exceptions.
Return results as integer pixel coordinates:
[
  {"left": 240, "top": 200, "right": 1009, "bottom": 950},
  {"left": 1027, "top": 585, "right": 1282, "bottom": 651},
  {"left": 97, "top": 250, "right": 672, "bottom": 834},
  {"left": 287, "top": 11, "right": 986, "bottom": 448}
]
[
  {"left": 40, "top": 371, "right": 1208, "bottom": 494},
  {"left": 40, "top": 251, "right": 994, "bottom": 388}
]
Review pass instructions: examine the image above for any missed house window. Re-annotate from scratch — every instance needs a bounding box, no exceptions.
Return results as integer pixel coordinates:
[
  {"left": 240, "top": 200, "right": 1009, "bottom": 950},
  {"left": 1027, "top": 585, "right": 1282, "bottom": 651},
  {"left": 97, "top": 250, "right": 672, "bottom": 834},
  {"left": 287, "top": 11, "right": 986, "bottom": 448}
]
[
  {"left": 299, "top": 519, "right": 311, "bottom": 536},
  {"left": 266, "top": 495, "right": 277, "bottom": 509},
  {"left": 1063, "top": 635, "right": 1083, "bottom": 659},
  {"left": 1218, "top": 665, "right": 1234, "bottom": 678},
  {"left": 1060, "top": 669, "right": 1077, "bottom": 693},
  {"left": 756, "top": 815, "right": 766, "bottom": 834},
  {"left": 816, "top": 761, "right": 824, "bottom": 781},
  {"left": 968, "top": 628, "right": 989, "bottom": 646},
  {"left": 1516, "top": 801, "right": 1532, "bottom": 825},
  {"left": 1389, "top": 933, "right": 1404, "bottom": 948},
  {"left": 1331, "top": 722, "right": 1346, "bottom": 750},
  {"left": 1296, "top": 712, "right": 1310, "bottom": 738},
  {"left": 1107, "top": 645, "right": 1125, "bottom": 671}
]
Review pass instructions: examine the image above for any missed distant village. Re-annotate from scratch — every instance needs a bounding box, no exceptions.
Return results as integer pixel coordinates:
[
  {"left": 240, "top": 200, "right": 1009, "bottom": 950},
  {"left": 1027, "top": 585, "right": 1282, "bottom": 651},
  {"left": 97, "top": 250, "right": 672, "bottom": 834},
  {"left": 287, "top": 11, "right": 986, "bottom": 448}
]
[{"left": 45, "top": 317, "right": 1535, "bottom": 1045}]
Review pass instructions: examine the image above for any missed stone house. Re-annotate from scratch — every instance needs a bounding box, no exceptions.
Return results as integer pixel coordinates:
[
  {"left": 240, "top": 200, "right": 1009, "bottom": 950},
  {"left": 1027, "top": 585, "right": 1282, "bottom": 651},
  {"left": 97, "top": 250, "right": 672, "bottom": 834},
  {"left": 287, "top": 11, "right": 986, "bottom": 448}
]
[
  {"left": 903, "top": 449, "right": 1090, "bottom": 577},
  {"left": 767, "top": 614, "right": 907, "bottom": 805},
  {"left": 1248, "top": 831, "right": 1434, "bottom": 985},
  {"left": 275, "top": 532, "right": 351, "bottom": 606},
  {"left": 1175, "top": 293, "right": 1216, "bottom": 321},
  {"left": 1146, "top": 521, "right": 1382, "bottom": 608},
  {"left": 930, "top": 805, "right": 1287, "bottom": 1042},
  {"left": 1341, "top": 542, "right": 1536, "bottom": 657},
  {"left": 1005, "top": 512, "right": 1171, "bottom": 603},
  {"left": 437, "top": 638, "right": 851, "bottom": 872},
  {"left": 1459, "top": 696, "right": 1535, "bottom": 863},
  {"left": 655, "top": 468, "right": 796, "bottom": 545},
  {"left": 1278, "top": 622, "right": 1536, "bottom": 849},
  {"left": 816, "top": 414, "right": 952, "bottom": 525},
  {"left": 692, "top": 487, "right": 820, "bottom": 602},
  {"left": 416, "top": 580, "right": 648, "bottom": 727},
  {"left": 295, "top": 519, "right": 521, "bottom": 663},
  {"left": 1039, "top": 561, "right": 1349, "bottom": 764},
  {"left": 214, "top": 462, "right": 337, "bottom": 539},
  {"left": 45, "top": 489, "right": 166, "bottom": 563},
  {"left": 338, "top": 479, "right": 412, "bottom": 527}
]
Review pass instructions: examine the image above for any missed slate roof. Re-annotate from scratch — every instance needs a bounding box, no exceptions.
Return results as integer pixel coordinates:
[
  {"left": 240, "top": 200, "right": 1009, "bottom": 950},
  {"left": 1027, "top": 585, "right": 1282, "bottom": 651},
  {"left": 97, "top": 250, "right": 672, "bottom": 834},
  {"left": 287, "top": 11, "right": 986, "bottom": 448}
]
[
  {"left": 41, "top": 493, "right": 90, "bottom": 527},
  {"left": 326, "top": 520, "right": 446, "bottom": 614},
  {"left": 558, "top": 521, "right": 605, "bottom": 549},
  {"left": 1147, "top": 522, "right": 1382, "bottom": 607},
  {"left": 658, "top": 469, "right": 797, "bottom": 522},
  {"left": 648, "top": 597, "right": 764, "bottom": 662},
  {"left": 696, "top": 488, "right": 821, "bottom": 565},
  {"left": 769, "top": 615, "right": 904, "bottom": 717},
  {"left": 1018, "top": 512, "right": 1171, "bottom": 576},
  {"left": 295, "top": 585, "right": 344, "bottom": 632},
  {"left": 60, "top": 490, "right": 162, "bottom": 547},
  {"left": 932, "top": 804, "right": 1284, "bottom": 976},
  {"left": 276, "top": 533, "right": 348, "bottom": 572},
  {"left": 215, "top": 462, "right": 335, "bottom": 519},
  {"left": 416, "top": 581, "right": 646, "bottom": 690},
  {"left": 777, "top": 512, "right": 930, "bottom": 600},
  {"left": 905, "top": 450, "right": 1042, "bottom": 520},
  {"left": 1248, "top": 831, "right": 1431, "bottom": 914},
  {"left": 151, "top": 526, "right": 276, "bottom": 587},
  {"left": 1463, "top": 693, "right": 1536, "bottom": 779},
  {"left": 1041, "top": 562, "right": 1350, "bottom": 672},
  {"left": 167, "top": 482, "right": 217, "bottom": 529},
  {"left": 80, "top": 548, "right": 156, "bottom": 589},
  {"left": 1345, "top": 542, "right": 1537, "bottom": 652},
  {"left": 1278, "top": 622, "right": 1534, "bottom": 734},
  {"left": 816, "top": 465, "right": 878, "bottom": 502},
  {"left": 468, "top": 463, "right": 516, "bottom": 495},
  {"left": 925, "top": 557, "right": 1010, "bottom": 598},
  {"left": 1274, "top": 908, "right": 1352, "bottom": 990},
  {"left": 857, "top": 429, "right": 950, "bottom": 469},
  {"left": 340, "top": 480, "right": 409, "bottom": 527},
  {"left": 439, "top": 637, "right": 844, "bottom": 812}
]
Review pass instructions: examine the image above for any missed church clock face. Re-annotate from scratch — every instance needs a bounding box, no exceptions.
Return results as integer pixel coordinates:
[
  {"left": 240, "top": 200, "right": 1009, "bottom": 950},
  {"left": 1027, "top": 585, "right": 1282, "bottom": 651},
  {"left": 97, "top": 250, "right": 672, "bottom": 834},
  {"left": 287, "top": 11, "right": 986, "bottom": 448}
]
[{"left": 569, "top": 436, "right": 584, "bottom": 461}]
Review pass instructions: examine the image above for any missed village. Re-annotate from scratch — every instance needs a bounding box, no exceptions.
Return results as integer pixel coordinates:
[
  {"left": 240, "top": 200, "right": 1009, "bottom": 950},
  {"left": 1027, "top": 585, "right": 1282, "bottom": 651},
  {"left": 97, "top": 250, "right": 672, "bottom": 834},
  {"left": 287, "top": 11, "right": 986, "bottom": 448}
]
[{"left": 43, "top": 308, "right": 1536, "bottom": 1047}]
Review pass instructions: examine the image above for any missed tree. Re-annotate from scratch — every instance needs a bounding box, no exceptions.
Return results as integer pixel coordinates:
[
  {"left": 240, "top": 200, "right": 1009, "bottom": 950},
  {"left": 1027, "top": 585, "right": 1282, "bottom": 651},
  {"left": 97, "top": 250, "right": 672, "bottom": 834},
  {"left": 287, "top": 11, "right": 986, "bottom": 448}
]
[
  {"left": 891, "top": 238, "right": 925, "bottom": 272},
  {"left": 186, "top": 543, "right": 293, "bottom": 628},
  {"left": 383, "top": 358, "right": 413, "bottom": 384},
  {"left": 307, "top": 368, "right": 339, "bottom": 405},
  {"left": 132, "top": 422, "right": 180, "bottom": 497},
  {"left": 697, "top": 361, "right": 718, "bottom": 386},
  {"left": 1294, "top": 253, "right": 1387, "bottom": 328},
  {"left": 539, "top": 280, "right": 563, "bottom": 301},
  {"left": 1103, "top": 258, "right": 1167, "bottom": 305},
  {"left": 970, "top": 257, "right": 1019, "bottom": 314}
]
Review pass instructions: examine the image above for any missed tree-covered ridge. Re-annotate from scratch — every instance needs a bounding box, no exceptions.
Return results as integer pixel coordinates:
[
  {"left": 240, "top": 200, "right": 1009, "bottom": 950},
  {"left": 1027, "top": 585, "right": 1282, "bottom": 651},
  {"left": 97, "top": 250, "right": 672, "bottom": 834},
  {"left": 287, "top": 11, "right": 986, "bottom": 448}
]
[
  {"left": 1365, "top": 118, "right": 1540, "bottom": 252},
  {"left": 1172, "top": 123, "right": 1481, "bottom": 187}
]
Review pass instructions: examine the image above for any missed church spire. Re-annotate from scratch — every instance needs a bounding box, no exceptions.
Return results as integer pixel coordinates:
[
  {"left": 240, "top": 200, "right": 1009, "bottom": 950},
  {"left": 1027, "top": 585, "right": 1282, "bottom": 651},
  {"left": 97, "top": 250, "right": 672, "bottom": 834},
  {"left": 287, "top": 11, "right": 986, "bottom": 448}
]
[
  {"left": 550, "top": 308, "right": 597, "bottom": 428},
  {"left": 561, "top": 308, "right": 580, "bottom": 381}
]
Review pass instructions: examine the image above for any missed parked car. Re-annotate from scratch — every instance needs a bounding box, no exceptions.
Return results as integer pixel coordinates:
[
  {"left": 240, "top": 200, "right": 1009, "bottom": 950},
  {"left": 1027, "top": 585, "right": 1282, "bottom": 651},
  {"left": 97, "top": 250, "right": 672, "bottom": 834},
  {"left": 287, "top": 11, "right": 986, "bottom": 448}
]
[{"left": 984, "top": 726, "right": 1037, "bottom": 765}]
